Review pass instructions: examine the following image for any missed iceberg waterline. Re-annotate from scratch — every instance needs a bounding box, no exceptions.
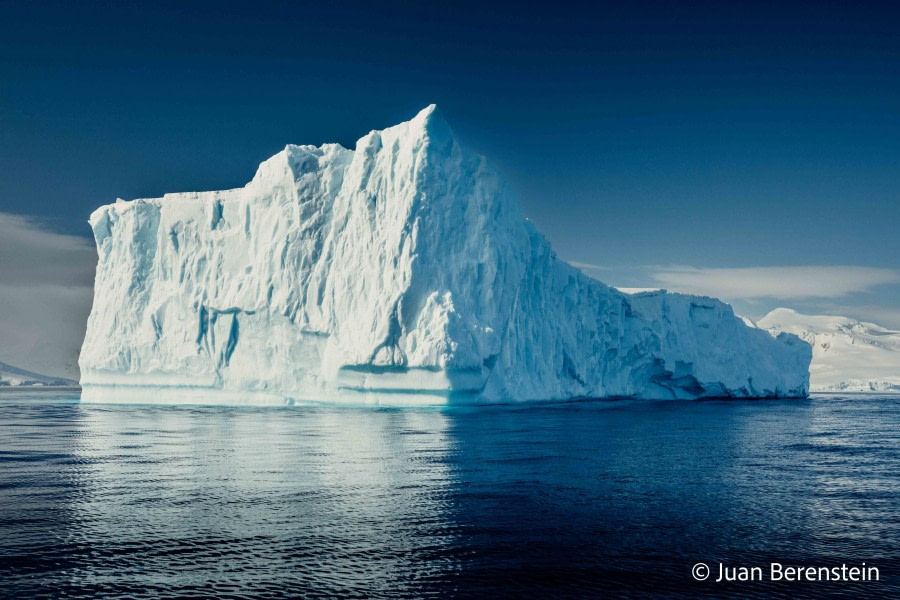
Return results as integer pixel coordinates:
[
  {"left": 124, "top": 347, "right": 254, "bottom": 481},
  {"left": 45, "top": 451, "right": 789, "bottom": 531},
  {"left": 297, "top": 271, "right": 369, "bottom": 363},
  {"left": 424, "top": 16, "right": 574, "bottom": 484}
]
[{"left": 79, "top": 105, "right": 811, "bottom": 405}]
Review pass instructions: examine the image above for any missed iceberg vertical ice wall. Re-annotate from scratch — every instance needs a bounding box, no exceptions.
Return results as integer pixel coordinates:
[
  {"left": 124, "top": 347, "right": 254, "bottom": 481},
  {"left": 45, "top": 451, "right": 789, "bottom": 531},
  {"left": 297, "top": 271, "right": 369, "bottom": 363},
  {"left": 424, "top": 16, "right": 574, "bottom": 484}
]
[{"left": 80, "top": 106, "right": 811, "bottom": 405}]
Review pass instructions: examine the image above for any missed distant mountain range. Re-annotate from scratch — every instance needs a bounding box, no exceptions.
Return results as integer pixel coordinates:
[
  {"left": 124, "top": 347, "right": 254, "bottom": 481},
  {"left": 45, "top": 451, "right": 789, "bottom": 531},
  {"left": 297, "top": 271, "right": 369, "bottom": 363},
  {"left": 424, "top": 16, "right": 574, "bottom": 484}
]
[
  {"left": 758, "top": 308, "right": 900, "bottom": 393},
  {"left": 0, "top": 361, "right": 79, "bottom": 387}
]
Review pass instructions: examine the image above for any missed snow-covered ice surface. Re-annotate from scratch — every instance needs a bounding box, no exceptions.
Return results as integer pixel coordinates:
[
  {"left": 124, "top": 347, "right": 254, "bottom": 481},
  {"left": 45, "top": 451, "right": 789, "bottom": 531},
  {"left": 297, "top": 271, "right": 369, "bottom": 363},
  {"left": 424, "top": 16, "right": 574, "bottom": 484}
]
[
  {"left": 79, "top": 106, "right": 811, "bottom": 405},
  {"left": 758, "top": 308, "right": 900, "bottom": 393}
]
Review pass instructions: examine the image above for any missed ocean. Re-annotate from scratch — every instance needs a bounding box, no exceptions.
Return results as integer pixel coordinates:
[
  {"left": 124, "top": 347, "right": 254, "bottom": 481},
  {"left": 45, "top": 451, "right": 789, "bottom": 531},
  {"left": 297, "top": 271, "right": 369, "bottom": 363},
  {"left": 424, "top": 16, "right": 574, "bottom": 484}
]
[{"left": 1, "top": 391, "right": 898, "bottom": 598}]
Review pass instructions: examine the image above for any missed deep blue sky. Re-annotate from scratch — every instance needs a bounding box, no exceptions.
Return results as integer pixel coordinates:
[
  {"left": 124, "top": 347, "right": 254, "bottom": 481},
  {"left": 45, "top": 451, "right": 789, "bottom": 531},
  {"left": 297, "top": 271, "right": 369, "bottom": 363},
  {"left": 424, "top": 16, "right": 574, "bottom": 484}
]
[{"left": 2, "top": 0, "right": 899, "bottom": 328}]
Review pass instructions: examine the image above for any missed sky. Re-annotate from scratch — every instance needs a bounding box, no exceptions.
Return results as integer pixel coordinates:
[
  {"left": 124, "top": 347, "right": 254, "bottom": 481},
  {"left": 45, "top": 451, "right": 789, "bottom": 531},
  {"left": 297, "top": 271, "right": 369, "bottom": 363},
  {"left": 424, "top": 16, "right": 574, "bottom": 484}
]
[{"left": 1, "top": 1, "right": 899, "bottom": 376}]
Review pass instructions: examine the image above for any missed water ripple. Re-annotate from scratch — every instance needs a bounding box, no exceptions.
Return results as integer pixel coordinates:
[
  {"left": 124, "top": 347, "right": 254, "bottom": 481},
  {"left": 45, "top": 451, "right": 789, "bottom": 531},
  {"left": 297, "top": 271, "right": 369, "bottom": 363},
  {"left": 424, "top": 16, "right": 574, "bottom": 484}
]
[{"left": 0, "top": 392, "right": 898, "bottom": 597}]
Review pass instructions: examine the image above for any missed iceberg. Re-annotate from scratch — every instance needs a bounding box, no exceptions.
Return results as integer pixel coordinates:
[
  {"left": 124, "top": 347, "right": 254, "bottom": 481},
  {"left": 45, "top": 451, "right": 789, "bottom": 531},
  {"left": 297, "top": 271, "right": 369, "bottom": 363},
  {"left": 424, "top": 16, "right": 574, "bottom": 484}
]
[
  {"left": 79, "top": 106, "right": 811, "bottom": 405},
  {"left": 758, "top": 308, "right": 900, "bottom": 393}
]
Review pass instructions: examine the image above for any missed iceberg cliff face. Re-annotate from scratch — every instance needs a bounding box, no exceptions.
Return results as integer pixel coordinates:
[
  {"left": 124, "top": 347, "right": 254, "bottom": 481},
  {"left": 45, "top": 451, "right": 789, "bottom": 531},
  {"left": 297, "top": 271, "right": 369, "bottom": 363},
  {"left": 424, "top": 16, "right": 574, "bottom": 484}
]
[{"left": 80, "top": 106, "right": 811, "bottom": 405}]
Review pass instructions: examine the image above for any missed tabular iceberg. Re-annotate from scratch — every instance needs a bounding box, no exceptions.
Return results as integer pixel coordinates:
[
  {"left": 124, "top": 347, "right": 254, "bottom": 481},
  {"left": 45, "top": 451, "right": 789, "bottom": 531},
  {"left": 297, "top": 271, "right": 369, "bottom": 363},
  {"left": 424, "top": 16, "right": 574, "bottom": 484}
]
[{"left": 79, "top": 105, "right": 811, "bottom": 405}]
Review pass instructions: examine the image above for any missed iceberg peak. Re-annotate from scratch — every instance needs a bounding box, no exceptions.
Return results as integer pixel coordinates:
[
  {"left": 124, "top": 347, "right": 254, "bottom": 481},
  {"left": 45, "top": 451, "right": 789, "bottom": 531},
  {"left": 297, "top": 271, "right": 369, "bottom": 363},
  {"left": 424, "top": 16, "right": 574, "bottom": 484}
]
[
  {"left": 416, "top": 104, "right": 456, "bottom": 148},
  {"left": 79, "top": 107, "right": 812, "bottom": 405},
  {"left": 409, "top": 103, "right": 450, "bottom": 138},
  {"left": 412, "top": 102, "right": 440, "bottom": 122},
  {"left": 356, "top": 104, "right": 455, "bottom": 154}
]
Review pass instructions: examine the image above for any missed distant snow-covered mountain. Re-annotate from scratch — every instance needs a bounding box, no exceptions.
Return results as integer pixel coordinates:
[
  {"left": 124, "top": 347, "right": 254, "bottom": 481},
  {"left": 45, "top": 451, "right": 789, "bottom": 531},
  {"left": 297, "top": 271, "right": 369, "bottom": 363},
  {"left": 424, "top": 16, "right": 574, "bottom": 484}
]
[
  {"left": 0, "top": 361, "right": 78, "bottom": 387},
  {"left": 757, "top": 308, "right": 900, "bottom": 393}
]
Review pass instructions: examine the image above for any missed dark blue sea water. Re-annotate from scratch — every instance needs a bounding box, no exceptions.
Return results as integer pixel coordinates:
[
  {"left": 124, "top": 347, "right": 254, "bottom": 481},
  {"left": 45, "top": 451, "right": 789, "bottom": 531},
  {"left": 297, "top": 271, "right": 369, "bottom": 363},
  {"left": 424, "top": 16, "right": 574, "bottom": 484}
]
[{"left": 1, "top": 391, "right": 898, "bottom": 598}]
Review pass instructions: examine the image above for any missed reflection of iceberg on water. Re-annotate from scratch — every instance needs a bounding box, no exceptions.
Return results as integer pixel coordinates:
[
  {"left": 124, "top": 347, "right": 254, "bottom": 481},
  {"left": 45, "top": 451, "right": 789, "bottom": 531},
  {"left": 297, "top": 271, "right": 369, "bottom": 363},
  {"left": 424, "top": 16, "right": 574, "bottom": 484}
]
[
  {"left": 69, "top": 406, "right": 460, "bottom": 591},
  {"left": 79, "top": 106, "right": 811, "bottom": 405}
]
